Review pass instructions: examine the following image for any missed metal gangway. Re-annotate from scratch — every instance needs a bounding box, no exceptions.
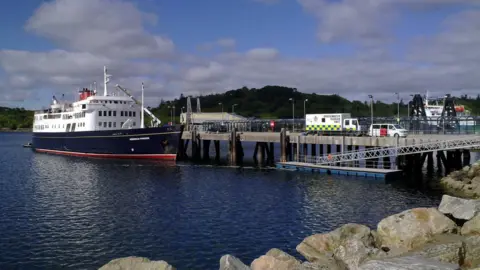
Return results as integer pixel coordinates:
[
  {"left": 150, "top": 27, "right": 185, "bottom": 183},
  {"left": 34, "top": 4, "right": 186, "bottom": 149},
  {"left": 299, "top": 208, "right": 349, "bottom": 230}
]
[{"left": 311, "top": 136, "right": 480, "bottom": 165}]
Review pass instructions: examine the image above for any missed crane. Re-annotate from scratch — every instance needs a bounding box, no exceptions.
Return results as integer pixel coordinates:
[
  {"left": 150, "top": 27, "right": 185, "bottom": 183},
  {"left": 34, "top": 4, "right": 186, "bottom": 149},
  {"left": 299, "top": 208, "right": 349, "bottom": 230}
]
[{"left": 115, "top": 84, "right": 162, "bottom": 127}]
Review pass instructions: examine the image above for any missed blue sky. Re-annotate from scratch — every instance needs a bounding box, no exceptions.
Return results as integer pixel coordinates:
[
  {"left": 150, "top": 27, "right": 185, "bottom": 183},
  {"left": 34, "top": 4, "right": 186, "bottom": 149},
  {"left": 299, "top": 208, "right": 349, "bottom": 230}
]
[{"left": 0, "top": 0, "right": 479, "bottom": 108}]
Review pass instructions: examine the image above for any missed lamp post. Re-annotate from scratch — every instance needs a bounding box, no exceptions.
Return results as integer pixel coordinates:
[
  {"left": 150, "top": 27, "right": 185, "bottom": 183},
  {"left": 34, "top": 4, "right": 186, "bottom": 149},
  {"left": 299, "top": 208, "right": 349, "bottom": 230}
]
[
  {"left": 218, "top": 102, "right": 223, "bottom": 121},
  {"left": 172, "top": 105, "right": 175, "bottom": 124},
  {"left": 232, "top": 104, "right": 238, "bottom": 114},
  {"left": 167, "top": 105, "right": 172, "bottom": 124},
  {"left": 368, "top": 95, "right": 373, "bottom": 125},
  {"left": 304, "top": 99, "right": 308, "bottom": 120},
  {"left": 394, "top": 92, "right": 400, "bottom": 123},
  {"left": 407, "top": 94, "right": 413, "bottom": 119},
  {"left": 289, "top": 98, "right": 295, "bottom": 132}
]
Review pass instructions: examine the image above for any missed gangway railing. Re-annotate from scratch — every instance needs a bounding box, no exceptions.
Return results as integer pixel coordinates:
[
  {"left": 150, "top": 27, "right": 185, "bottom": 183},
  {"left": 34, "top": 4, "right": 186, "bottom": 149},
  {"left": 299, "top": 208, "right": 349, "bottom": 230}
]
[{"left": 311, "top": 136, "right": 480, "bottom": 165}]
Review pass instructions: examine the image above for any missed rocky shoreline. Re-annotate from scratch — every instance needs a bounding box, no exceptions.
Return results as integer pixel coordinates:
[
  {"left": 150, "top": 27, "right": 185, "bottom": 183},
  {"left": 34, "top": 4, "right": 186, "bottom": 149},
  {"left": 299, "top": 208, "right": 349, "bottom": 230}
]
[
  {"left": 99, "top": 193, "right": 480, "bottom": 270},
  {"left": 440, "top": 160, "right": 480, "bottom": 199}
]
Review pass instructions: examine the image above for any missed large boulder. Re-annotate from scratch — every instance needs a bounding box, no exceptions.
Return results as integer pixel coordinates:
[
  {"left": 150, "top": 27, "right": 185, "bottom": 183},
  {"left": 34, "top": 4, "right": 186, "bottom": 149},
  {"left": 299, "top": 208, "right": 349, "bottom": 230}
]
[
  {"left": 438, "top": 195, "right": 480, "bottom": 220},
  {"left": 250, "top": 249, "right": 301, "bottom": 270},
  {"left": 376, "top": 208, "right": 457, "bottom": 251},
  {"left": 296, "top": 224, "right": 375, "bottom": 263},
  {"left": 467, "top": 162, "right": 480, "bottom": 179},
  {"left": 297, "top": 224, "right": 374, "bottom": 260},
  {"left": 219, "top": 255, "right": 251, "bottom": 270},
  {"left": 99, "top": 256, "right": 175, "bottom": 270},
  {"left": 461, "top": 214, "right": 480, "bottom": 236},
  {"left": 333, "top": 238, "right": 387, "bottom": 270},
  {"left": 464, "top": 235, "right": 480, "bottom": 269},
  {"left": 407, "top": 234, "right": 465, "bottom": 266},
  {"left": 296, "top": 223, "right": 386, "bottom": 269},
  {"left": 358, "top": 255, "right": 460, "bottom": 270}
]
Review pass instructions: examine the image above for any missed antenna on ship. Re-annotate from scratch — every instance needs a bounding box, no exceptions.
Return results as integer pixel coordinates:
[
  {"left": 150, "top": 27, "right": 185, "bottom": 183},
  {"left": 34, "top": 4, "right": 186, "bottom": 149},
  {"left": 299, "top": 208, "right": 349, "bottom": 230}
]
[
  {"left": 104, "top": 66, "right": 112, "bottom": 96},
  {"left": 141, "top": 82, "right": 145, "bottom": 129},
  {"left": 93, "top": 81, "right": 97, "bottom": 95}
]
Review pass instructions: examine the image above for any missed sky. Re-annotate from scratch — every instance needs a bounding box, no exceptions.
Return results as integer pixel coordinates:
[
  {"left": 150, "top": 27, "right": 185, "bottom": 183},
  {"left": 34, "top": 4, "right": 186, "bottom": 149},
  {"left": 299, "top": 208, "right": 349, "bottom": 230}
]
[{"left": 0, "top": 0, "right": 480, "bottom": 109}]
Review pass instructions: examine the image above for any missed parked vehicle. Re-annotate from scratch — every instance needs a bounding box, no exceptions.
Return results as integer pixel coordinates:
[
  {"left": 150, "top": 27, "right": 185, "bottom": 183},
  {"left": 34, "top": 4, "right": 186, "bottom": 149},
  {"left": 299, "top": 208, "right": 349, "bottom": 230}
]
[
  {"left": 369, "top": 123, "right": 408, "bottom": 138},
  {"left": 304, "top": 113, "right": 363, "bottom": 136}
]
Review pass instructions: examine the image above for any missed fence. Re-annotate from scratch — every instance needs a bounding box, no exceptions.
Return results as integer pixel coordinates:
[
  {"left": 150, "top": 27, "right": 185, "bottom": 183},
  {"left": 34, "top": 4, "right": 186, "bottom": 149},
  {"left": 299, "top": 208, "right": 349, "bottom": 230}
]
[{"left": 193, "top": 116, "right": 480, "bottom": 135}]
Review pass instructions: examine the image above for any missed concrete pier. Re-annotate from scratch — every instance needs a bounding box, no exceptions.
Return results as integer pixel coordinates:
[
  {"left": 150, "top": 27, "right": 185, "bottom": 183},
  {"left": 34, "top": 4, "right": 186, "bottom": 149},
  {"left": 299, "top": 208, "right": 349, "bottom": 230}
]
[{"left": 177, "top": 130, "right": 477, "bottom": 177}]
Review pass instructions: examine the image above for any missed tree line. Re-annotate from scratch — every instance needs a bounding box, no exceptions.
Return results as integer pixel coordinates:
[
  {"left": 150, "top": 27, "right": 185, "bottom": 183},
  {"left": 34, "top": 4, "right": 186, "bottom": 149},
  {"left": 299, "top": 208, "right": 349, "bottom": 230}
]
[{"left": 2, "top": 85, "right": 480, "bottom": 130}]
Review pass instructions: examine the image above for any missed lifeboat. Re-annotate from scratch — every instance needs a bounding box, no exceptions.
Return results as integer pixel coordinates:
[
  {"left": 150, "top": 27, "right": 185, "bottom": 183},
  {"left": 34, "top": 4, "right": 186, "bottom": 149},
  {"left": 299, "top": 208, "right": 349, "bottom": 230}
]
[
  {"left": 78, "top": 88, "right": 95, "bottom": 101},
  {"left": 455, "top": 105, "right": 465, "bottom": 113}
]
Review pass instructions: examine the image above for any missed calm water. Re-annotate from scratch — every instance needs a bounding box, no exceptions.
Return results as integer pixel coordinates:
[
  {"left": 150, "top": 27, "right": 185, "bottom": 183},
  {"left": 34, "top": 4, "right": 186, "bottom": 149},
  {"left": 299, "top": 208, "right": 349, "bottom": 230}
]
[{"left": 0, "top": 132, "right": 447, "bottom": 269}]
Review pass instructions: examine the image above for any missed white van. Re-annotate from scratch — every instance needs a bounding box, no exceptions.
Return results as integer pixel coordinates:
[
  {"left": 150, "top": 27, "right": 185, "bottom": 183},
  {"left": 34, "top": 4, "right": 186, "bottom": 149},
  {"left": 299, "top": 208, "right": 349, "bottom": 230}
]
[{"left": 369, "top": 124, "right": 408, "bottom": 138}]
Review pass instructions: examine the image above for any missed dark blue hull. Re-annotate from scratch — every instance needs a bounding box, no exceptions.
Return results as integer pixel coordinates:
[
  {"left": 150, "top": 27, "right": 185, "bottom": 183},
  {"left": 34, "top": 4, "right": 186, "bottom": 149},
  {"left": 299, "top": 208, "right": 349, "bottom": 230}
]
[{"left": 31, "top": 125, "right": 183, "bottom": 160}]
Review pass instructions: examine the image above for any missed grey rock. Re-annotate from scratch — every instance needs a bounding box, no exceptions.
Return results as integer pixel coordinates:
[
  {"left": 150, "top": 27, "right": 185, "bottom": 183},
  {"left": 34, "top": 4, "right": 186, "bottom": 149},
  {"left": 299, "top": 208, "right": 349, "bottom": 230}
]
[
  {"left": 461, "top": 214, "right": 480, "bottom": 236},
  {"left": 99, "top": 256, "right": 175, "bottom": 270},
  {"left": 219, "top": 255, "right": 250, "bottom": 270},
  {"left": 296, "top": 223, "right": 374, "bottom": 262},
  {"left": 464, "top": 235, "right": 480, "bottom": 269},
  {"left": 251, "top": 249, "right": 301, "bottom": 270},
  {"left": 358, "top": 255, "right": 460, "bottom": 270},
  {"left": 294, "top": 261, "right": 344, "bottom": 270},
  {"left": 408, "top": 234, "right": 465, "bottom": 265},
  {"left": 376, "top": 208, "right": 457, "bottom": 251},
  {"left": 333, "top": 238, "right": 386, "bottom": 270},
  {"left": 438, "top": 194, "right": 480, "bottom": 220}
]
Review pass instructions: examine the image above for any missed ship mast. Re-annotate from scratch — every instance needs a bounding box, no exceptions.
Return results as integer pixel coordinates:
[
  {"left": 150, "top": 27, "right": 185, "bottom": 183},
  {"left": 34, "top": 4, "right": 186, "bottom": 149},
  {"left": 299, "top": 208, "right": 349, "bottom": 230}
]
[
  {"left": 104, "top": 66, "right": 112, "bottom": 96},
  {"left": 141, "top": 82, "right": 145, "bottom": 129}
]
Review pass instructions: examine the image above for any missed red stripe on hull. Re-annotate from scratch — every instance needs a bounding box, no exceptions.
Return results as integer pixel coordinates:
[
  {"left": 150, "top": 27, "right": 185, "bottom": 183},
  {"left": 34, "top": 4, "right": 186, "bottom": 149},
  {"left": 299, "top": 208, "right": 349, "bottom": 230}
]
[{"left": 34, "top": 148, "right": 177, "bottom": 160}]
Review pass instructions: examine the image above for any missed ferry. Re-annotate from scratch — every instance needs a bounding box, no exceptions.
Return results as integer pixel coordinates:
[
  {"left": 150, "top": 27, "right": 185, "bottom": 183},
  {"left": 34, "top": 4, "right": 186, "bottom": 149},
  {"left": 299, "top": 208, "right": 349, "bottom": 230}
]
[
  {"left": 423, "top": 91, "right": 475, "bottom": 128},
  {"left": 31, "top": 66, "right": 182, "bottom": 160}
]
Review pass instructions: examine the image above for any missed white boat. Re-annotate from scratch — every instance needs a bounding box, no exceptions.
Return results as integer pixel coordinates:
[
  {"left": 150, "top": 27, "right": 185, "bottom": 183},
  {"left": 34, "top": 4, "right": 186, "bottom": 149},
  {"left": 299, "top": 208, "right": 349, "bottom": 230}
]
[{"left": 423, "top": 91, "right": 475, "bottom": 128}]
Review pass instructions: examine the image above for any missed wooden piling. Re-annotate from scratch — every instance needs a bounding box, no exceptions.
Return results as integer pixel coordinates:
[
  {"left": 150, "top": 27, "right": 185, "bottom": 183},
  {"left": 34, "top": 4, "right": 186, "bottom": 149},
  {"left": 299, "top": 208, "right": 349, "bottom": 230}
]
[
  {"left": 230, "top": 128, "right": 237, "bottom": 165},
  {"left": 203, "top": 140, "right": 211, "bottom": 160},
  {"left": 214, "top": 140, "right": 220, "bottom": 161},
  {"left": 280, "top": 128, "right": 286, "bottom": 162}
]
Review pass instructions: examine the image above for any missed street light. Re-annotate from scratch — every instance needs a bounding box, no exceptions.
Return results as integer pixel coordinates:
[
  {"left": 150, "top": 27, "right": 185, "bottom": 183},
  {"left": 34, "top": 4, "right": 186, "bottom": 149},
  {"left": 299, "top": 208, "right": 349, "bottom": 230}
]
[
  {"left": 394, "top": 92, "right": 400, "bottom": 123},
  {"left": 167, "top": 105, "right": 172, "bottom": 124},
  {"left": 232, "top": 104, "right": 238, "bottom": 114},
  {"left": 219, "top": 102, "right": 223, "bottom": 121},
  {"left": 289, "top": 98, "right": 295, "bottom": 132},
  {"left": 408, "top": 94, "right": 413, "bottom": 119},
  {"left": 368, "top": 95, "right": 373, "bottom": 125},
  {"left": 172, "top": 105, "right": 175, "bottom": 124},
  {"left": 304, "top": 99, "right": 308, "bottom": 119}
]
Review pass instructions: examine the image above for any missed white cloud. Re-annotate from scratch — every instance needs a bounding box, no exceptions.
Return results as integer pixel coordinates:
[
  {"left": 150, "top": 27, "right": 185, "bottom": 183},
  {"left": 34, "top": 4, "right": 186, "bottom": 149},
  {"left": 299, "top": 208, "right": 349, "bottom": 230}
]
[
  {"left": 1, "top": 0, "right": 480, "bottom": 109},
  {"left": 25, "top": 0, "right": 174, "bottom": 59},
  {"left": 245, "top": 48, "right": 279, "bottom": 60}
]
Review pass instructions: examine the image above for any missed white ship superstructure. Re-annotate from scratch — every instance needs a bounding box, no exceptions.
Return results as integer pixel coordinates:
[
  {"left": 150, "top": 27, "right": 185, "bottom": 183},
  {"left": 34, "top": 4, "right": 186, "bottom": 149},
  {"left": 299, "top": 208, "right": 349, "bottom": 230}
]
[{"left": 32, "top": 66, "right": 156, "bottom": 133}]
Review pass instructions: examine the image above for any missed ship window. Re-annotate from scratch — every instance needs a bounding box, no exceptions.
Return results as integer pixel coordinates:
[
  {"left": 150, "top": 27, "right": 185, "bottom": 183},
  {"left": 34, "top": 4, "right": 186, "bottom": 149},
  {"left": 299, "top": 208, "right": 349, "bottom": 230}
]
[
  {"left": 103, "top": 111, "right": 107, "bottom": 116},
  {"left": 121, "top": 111, "right": 123, "bottom": 116},
  {"left": 103, "top": 122, "right": 107, "bottom": 127},
  {"left": 133, "top": 112, "right": 136, "bottom": 117},
  {"left": 113, "top": 111, "right": 116, "bottom": 117},
  {"left": 114, "top": 101, "right": 118, "bottom": 104},
  {"left": 121, "top": 122, "right": 124, "bottom": 127},
  {"left": 82, "top": 104, "right": 86, "bottom": 109},
  {"left": 82, "top": 112, "right": 85, "bottom": 117},
  {"left": 99, "top": 122, "right": 102, "bottom": 127},
  {"left": 98, "top": 111, "right": 102, "bottom": 116},
  {"left": 133, "top": 122, "right": 136, "bottom": 126},
  {"left": 108, "top": 122, "right": 112, "bottom": 128},
  {"left": 129, "top": 111, "right": 132, "bottom": 117},
  {"left": 113, "top": 122, "right": 116, "bottom": 128},
  {"left": 108, "top": 111, "right": 112, "bottom": 117}
]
